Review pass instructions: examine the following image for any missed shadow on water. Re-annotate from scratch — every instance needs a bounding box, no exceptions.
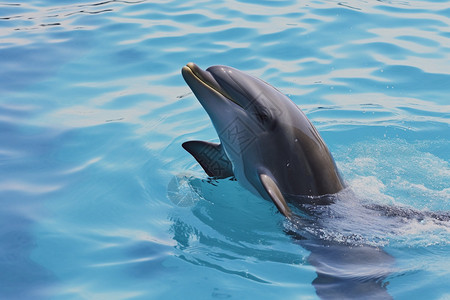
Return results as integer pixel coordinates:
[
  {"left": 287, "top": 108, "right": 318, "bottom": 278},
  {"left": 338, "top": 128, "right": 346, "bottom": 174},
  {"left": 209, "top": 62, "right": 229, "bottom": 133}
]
[
  {"left": 285, "top": 205, "right": 395, "bottom": 299},
  {"left": 295, "top": 238, "right": 393, "bottom": 300},
  {"left": 298, "top": 199, "right": 449, "bottom": 299},
  {"left": 167, "top": 174, "right": 450, "bottom": 299},
  {"left": 288, "top": 191, "right": 449, "bottom": 300}
]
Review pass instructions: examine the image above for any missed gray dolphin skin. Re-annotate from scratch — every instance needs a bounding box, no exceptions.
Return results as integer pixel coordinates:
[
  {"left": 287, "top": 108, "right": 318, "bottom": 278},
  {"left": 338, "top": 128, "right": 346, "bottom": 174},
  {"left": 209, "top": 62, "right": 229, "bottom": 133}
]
[
  {"left": 180, "top": 63, "right": 395, "bottom": 299},
  {"left": 181, "top": 62, "right": 345, "bottom": 218}
]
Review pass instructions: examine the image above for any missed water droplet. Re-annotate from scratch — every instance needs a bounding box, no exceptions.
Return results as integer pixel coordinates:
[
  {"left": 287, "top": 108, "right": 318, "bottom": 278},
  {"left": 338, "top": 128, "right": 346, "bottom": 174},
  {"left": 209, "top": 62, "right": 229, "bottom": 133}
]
[{"left": 167, "top": 174, "right": 199, "bottom": 207}]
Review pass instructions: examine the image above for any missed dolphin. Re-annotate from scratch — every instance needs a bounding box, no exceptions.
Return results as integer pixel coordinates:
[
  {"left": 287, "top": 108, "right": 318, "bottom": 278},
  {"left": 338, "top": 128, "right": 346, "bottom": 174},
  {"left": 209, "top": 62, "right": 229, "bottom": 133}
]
[{"left": 181, "top": 63, "right": 345, "bottom": 218}]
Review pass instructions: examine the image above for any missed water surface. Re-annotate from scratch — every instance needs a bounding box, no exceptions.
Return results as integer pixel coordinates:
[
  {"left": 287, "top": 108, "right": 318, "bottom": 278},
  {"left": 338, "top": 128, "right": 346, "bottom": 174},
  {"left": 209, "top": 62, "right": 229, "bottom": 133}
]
[{"left": 0, "top": 0, "right": 449, "bottom": 299}]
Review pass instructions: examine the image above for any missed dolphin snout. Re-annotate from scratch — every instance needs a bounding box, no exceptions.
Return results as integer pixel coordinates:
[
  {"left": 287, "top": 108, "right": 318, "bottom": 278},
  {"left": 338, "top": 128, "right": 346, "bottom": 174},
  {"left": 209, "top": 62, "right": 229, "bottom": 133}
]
[{"left": 182, "top": 63, "right": 237, "bottom": 106}]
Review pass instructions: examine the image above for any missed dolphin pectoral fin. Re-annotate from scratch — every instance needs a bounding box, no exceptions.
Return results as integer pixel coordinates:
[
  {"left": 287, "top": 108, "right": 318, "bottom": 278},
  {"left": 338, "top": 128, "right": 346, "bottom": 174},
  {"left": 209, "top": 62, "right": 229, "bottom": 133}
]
[
  {"left": 182, "top": 141, "right": 234, "bottom": 179},
  {"left": 259, "top": 174, "right": 293, "bottom": 219}
]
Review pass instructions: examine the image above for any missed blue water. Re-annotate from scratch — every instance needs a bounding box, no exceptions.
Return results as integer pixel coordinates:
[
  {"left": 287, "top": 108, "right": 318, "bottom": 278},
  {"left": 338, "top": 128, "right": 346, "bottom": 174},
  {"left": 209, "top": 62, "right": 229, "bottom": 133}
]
[{"left": 1, "top": 0, "right": 449, "bottom": 299}]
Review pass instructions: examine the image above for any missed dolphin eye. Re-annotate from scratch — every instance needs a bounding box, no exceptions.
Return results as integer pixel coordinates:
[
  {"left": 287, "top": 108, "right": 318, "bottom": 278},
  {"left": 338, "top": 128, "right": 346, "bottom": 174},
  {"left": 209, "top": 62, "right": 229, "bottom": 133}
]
[
  {"left": 258, "top": 111, "right": 270, "bottom": 123},
  {"left": 254, "top": 106, "right": 274, "bottom": 127}
]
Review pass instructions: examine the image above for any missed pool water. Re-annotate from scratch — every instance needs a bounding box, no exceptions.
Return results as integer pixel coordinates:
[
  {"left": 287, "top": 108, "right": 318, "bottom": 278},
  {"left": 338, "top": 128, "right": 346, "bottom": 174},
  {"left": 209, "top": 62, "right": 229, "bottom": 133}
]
[{"left": 1, "top": 0, "right": 449, "bottom": 299}]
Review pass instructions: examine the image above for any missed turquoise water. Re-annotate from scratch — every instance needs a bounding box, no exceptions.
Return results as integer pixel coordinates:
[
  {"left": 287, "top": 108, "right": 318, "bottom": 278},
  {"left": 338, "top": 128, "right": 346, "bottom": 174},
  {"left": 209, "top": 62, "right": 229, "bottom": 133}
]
[{"left": 1, "top": 0, "right": 449, "bottom": 299}]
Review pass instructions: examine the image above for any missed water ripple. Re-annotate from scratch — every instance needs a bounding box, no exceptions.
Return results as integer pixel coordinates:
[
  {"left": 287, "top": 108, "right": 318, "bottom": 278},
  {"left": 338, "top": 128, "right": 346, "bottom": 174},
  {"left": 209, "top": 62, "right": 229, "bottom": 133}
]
[{"left": 1, "top": 0, "right": 449, "bottom": 299}]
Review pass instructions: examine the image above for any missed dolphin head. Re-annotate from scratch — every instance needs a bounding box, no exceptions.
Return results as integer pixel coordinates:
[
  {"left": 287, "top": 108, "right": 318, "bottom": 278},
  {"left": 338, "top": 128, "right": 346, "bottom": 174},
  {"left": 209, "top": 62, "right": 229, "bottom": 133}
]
[
  {"left": 182, "top": 63, "right": 345, "bottom": 215},
  {"left": 184, "top": 63, "right": 294, "bottom": 124},
  {"left": 182, "top": 63, "right": 300, "bottom": 153},
  {"left": 181, "top": 63, "right": 283, "bottom": 135}
]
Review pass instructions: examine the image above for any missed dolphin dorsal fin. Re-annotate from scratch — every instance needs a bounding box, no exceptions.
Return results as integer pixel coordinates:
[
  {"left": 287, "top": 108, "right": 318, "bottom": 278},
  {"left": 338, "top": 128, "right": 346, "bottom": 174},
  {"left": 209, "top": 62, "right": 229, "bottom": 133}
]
[
  {"left": 182, "top": 141, "right": 234, "bottom": 179},
  {"left": 259, "top": 173, "right": 292, "bottom": 219}
]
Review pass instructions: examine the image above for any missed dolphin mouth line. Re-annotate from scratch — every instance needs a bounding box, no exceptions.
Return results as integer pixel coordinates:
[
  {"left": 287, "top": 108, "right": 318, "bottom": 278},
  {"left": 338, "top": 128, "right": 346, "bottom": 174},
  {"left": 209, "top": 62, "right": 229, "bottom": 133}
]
[{"left": 182, "top": 63, "right": 243, "bottom": 108}]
